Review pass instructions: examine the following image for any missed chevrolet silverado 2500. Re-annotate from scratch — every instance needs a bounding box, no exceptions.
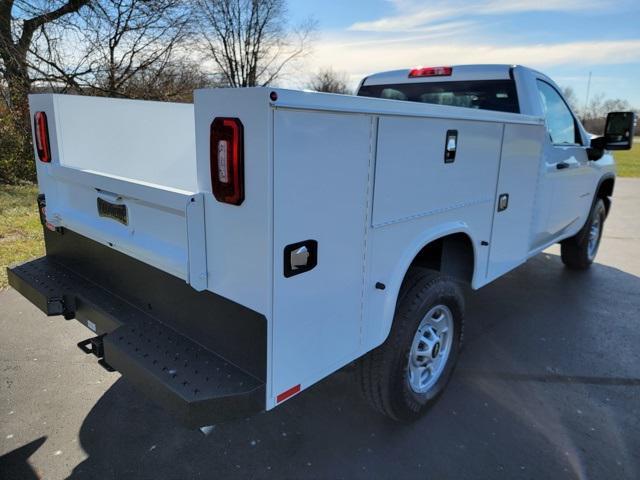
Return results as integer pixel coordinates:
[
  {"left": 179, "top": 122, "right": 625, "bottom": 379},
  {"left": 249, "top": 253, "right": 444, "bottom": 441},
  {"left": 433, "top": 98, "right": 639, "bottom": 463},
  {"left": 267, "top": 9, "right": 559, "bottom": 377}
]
[{"left": 8, "top": 64, "right": 635, "bottom": 427}]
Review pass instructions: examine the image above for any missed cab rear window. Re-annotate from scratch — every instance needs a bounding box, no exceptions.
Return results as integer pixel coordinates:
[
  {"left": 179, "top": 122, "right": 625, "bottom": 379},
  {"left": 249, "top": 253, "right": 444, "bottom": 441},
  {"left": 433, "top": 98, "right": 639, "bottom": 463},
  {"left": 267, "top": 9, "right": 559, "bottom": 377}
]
[{"left": 357, "top": 80, "right": 520, "bottom": 114}]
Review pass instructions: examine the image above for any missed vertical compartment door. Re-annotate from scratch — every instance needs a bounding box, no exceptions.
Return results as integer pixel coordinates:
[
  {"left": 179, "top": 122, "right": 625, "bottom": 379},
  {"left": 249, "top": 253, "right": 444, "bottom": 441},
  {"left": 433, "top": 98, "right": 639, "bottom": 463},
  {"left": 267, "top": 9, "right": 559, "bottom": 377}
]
[
  {"left": 487, "top": 123, "right": 544, "bottom": 281},
  {"left": 272, "top": 109, "right": 372, "bottom": 399}
]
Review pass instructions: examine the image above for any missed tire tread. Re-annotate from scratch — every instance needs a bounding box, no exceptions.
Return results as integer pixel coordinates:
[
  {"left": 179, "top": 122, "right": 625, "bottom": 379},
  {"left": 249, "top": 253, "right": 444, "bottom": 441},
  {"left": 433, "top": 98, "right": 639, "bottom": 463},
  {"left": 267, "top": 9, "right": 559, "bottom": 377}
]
[{"left": 356, "top": 268, "right": 463, "bottom": 420}]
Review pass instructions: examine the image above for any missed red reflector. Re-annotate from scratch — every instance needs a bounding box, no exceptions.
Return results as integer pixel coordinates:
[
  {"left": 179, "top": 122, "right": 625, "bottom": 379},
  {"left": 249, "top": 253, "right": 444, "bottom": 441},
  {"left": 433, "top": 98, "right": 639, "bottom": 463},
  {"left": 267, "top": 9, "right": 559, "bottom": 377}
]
[
  {"left": 277, "top": 384, "right": 301, "bottom": 403},
  {"left": 210, "top": 117, "right": 244, "bottom": 205},
  {"left": 408, "top": 66, "right": 452, "bottom": 78},
  {"left": 34, "top": 111, "right": 52, "bottom": 163}
]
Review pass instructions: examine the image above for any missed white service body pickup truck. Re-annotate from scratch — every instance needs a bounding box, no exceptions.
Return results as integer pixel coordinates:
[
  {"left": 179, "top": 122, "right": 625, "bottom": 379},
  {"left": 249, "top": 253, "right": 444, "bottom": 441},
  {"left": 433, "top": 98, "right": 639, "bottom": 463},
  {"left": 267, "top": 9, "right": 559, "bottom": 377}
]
[{"left": 8, "top": 64, "right": 635, "bottom": 427}]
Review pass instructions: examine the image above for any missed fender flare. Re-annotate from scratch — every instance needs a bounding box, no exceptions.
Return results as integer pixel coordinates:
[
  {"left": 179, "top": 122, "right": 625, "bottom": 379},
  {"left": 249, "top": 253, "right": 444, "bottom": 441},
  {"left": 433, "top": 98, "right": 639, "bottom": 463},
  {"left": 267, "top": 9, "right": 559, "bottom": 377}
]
[
  {"left": 570, "top": 173, "right": 615, "bottom": 245},
  {"left": 595, "top": 173, "right": 615, "bottom": 211},
  {"left": 373, "top": 222, "right": 478, "bottom": 348}
]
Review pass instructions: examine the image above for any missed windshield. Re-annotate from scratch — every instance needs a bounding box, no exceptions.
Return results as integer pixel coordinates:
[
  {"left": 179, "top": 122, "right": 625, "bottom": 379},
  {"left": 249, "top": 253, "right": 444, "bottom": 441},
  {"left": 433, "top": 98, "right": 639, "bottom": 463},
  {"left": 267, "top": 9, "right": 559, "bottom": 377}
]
[{"left": 357, "top": 79, "right": 520, "bottom": 114}]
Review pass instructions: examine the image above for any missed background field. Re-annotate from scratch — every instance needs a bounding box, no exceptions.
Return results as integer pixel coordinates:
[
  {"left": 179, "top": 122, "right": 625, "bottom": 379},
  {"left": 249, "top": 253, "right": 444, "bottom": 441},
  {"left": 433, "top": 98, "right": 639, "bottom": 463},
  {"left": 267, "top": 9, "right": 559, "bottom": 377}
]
[
  {"left": 615, "top": 140, "right": 640, "bottom": 177},
  {"left": 0, "top": 143, "right": 637, "bottom": 288},
  {"left": 0, "top": 184, "right": 42, "bottom": 288}
]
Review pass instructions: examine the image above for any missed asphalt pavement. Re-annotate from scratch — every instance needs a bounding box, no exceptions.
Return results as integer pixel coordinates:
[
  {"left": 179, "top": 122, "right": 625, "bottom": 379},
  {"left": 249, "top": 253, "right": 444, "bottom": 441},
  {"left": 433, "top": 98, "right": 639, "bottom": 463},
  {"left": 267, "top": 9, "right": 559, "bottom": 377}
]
[{"left": 1, "top": 179, "right": 639, "bottom": 479}]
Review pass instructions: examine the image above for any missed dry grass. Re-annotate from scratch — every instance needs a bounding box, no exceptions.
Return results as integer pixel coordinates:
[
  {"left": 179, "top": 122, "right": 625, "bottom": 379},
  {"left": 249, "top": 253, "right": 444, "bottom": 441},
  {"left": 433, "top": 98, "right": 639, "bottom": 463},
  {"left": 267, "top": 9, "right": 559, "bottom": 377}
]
[
  {"left": 614, "top": 141, "right": 640, "bottom": 178},
  {"left": 0, "top": 184, "right": 43, "bottom": 288}
]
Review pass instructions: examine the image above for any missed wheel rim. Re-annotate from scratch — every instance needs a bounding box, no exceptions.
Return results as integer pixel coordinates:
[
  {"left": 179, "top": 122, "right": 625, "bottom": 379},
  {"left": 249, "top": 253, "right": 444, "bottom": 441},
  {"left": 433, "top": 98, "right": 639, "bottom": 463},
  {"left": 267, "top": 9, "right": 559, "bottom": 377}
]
[
  {"left": 407, "top": 304, "right": 454, "bottom": 394},
  {"left": 587, "top": 212, "right": 602, "bottom": 261}
]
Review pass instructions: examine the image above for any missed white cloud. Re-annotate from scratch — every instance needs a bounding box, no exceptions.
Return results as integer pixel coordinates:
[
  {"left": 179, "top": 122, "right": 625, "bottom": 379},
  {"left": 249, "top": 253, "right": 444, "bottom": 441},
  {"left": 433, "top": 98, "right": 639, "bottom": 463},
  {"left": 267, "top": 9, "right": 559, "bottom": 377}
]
[
  {"left": 349, "top": 6, "right": 457, "bottom": 32},
  {"left": 303, "top": 37, "right": 640, "bottom": 88},
  {"left": 349, "top": 0, "right": 610, "bottom": 32},
  {"left": 335, "top": 21, "right": 476, "bottom": 48}
]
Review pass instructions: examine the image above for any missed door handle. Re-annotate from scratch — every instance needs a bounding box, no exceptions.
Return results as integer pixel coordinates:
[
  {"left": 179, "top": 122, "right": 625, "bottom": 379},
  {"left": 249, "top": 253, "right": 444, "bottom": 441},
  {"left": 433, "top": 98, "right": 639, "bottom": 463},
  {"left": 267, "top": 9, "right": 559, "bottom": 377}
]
[
  {"left": 284, "top": 240, "right": 318, "bottom": 277},
  {"left": 497, "top": 193, "right": 509, "bottom": 212},
  {"left": 444, "top": 130, "right": 458, "bottom": 163},
  {"left": 556, "top": 162, "right": 570, "bottom": 170}
]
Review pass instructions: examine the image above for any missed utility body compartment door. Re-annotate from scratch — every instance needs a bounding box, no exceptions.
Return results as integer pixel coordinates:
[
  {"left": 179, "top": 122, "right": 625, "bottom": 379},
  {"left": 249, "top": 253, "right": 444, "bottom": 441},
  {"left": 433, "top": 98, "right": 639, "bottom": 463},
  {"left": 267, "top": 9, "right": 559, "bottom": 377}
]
[
  {"left": 486, "top": 123, "right": 545, "bottom": 281},
  {"left": 271, "top": 109, "right": 372, "bottom": 401}
]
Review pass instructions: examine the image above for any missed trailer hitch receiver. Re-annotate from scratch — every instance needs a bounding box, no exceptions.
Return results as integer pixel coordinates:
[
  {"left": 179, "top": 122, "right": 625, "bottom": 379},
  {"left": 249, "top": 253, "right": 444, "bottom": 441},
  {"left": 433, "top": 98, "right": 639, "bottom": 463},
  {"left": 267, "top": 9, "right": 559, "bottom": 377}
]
[{"left": 77, "top": 334, "right": 115, "bottom": 371}]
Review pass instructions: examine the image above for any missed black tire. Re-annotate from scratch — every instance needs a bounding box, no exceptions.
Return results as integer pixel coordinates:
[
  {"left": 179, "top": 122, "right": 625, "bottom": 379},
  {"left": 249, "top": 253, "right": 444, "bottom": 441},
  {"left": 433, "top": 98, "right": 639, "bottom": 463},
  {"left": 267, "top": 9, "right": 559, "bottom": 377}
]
[
  {"left": 561, "top": 198, "right": 606, "bottom": 270},
  {"left": 357, "top": 268, "right": 464, "bottom": 421}
]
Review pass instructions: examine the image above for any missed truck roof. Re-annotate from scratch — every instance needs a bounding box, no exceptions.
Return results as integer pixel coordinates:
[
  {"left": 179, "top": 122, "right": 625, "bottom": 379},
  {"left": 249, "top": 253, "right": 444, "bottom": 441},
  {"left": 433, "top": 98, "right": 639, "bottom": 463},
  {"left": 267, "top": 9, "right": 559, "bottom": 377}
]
[{"left": 362, "top": 64, "right": 534, "bottom": 86}]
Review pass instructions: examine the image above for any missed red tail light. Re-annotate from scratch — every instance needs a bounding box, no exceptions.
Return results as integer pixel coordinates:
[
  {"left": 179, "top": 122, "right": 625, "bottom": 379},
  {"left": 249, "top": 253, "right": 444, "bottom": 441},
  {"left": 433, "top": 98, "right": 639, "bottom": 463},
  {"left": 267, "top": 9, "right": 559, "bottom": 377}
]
[
  {"left": 34, "top": 111, "right": 51, "bottom": 163},
  {"left": 408, "top": 66, "right": 452, "bottom": 78},
  {"left": 210, "top": 117, "right": 244, "bottom": 206}
]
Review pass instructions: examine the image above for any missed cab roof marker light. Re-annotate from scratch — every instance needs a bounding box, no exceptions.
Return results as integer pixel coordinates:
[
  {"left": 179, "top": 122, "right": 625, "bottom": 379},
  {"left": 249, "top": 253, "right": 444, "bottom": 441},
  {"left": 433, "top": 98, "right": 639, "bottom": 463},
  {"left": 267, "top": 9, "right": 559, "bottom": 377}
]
[{"left": 408, "top": 66, "right": 453, "bottom": 78}]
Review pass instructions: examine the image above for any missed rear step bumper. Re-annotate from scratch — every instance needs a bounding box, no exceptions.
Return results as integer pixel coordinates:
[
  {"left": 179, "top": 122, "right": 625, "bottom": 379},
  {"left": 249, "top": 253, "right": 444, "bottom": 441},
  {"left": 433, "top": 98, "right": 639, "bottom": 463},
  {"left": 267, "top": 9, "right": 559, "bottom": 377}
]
[{"left": 7, "top": 257, "right": 265, "bottom": 428}]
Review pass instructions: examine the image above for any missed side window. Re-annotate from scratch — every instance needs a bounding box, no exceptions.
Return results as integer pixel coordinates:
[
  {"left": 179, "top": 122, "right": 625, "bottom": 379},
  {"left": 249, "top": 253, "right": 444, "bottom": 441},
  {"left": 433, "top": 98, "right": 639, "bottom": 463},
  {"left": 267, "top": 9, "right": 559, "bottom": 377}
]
[{"left": 536, "top": 80, "right": 578, "bottom": 145}]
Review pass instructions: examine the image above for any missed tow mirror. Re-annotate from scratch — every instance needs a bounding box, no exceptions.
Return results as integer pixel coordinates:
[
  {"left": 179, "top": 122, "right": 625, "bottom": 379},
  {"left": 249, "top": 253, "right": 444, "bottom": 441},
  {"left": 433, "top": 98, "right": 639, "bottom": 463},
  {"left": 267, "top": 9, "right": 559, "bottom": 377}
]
[
  {"left": 588, "top": 111, "right": 636, "bottom": 160},
  {"left": 603, "top": 112, "right": 635, "bottom": 150}
]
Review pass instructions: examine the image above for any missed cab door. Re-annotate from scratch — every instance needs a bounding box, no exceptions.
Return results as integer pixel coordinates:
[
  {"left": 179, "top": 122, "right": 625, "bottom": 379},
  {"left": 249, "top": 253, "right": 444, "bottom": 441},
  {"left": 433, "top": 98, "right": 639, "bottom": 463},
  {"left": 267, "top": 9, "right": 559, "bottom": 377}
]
[{"left": 531, "top": 79, "right": 593, "bottom": 248}]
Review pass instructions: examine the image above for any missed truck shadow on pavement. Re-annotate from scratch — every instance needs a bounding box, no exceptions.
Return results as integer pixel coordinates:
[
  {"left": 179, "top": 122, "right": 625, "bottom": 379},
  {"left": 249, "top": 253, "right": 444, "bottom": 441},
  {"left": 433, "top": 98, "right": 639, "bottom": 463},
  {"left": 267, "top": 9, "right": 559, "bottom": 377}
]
[{"left": 67, "top": 253, "right": 640, "bottom": 480}]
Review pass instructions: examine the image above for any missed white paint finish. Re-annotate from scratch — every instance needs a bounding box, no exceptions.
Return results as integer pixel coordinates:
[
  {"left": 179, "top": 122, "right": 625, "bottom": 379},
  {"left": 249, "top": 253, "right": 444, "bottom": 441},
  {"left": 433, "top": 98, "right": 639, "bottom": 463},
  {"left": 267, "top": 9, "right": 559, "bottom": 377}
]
[
  {"left": 272, "top": 88, "right": 542, "bottom": 126},
  {"left": 51, "top": 176, "right": 191, "bottom": 279},
  {"left": 28, "top": 94, "right": 202, "bottom": 285},
  {"left": 373, "top": 116, "right": 503, "bottom": 227},
  {"left": 50, "top": 166, "right": 195, "bottom": 210},
  {"left": 30, "top": 94, "right": 61, "bottom": 200},
  {"left": 271, "top": 109, "right": 371, "bottom": 397},
  {"left": 193, "top": 88, "right": 273, "bottom": 315},
  {"left": 542, "top": 145, "right": 591, "bottom": 239},
  {"left": 48, "top": 94, "right": 197, "bottom": 191},
  {"left": 362, "top": 213, "right": 489, "bottom": 352},
  {"left": 487, "top": 123, "right": 545, "bottom": 280},
  {"left": 186, "top": 193, "right": 208, "bottom": 291}
]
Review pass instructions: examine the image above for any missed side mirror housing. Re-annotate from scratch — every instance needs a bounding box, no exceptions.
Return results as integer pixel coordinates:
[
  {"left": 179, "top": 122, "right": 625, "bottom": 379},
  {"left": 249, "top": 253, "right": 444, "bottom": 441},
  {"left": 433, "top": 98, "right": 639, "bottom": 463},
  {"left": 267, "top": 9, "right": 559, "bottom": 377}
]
[
  {"left": 588, "top": 111, "right": 636, "bottom": 160},
  {"left": 603, "top": 111, "right": 636, "bottom": 150}
]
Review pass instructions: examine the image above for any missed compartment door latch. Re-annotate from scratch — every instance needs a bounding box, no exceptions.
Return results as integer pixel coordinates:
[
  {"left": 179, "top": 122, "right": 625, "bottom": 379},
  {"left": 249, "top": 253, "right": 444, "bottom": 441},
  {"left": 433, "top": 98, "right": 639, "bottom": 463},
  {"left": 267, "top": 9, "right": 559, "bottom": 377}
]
[
  {"left": 444, "top": 130, "right": 458, "bottom": 163},
  {"left": 284, "top": 240, "right": 318, "bottom": 278}
]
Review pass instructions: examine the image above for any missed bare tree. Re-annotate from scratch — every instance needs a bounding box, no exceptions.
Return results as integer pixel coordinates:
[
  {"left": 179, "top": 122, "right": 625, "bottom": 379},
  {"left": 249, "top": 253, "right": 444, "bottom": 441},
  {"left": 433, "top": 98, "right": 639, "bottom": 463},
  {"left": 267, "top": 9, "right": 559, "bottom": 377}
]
[
  {"left": 561, "top": 85, "right": 580, "bottom": 114},
  {"left": 114, "top": 59, "right": 214, "bottom": 102},
  {"left": 27, "top": 23, "right": 94, "bottom": 94},
  {"left": 576, "top": 91, "right": 636, "bottom": 134},
  {"left": 0, "top": 0, "right": 89, "bottom": 114},
  {"left": 196, "top": 0, "right": 315, "bottom": 87},
  {"left": 306, "top": 68, "right": 350, "bottom": 94},
  {"left": 72, "top": 0, "right": 193, "bottom": 97}
]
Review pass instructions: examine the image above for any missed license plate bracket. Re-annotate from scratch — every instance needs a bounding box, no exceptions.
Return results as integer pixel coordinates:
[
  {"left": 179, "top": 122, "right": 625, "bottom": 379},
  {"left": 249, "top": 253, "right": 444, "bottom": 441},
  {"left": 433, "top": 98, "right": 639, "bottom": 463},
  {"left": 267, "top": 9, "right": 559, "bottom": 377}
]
[{"left": 97, "top": 197, "right": 128, "bottom": 225}]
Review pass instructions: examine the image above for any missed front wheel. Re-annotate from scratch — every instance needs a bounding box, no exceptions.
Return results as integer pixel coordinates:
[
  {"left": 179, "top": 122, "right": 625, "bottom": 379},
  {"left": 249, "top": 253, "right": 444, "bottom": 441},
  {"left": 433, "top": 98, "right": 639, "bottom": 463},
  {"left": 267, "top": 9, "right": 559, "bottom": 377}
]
[
  {"left": 357, "top": 268, "right": 464, "bottom": 421},
  {"left": 561, "top": 198, "right": 606, "bottom": 270}
]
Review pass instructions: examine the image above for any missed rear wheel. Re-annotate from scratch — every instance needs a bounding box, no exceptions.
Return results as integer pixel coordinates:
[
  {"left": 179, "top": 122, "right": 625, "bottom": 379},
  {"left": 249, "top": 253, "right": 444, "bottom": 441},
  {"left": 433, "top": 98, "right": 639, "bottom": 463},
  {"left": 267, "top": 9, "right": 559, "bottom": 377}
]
[
  {"left": 561, "top": 198, "right": 606, "bottom": 270},
  {"left": 357, "top": 268, "right": 464, "bottom": 421}
]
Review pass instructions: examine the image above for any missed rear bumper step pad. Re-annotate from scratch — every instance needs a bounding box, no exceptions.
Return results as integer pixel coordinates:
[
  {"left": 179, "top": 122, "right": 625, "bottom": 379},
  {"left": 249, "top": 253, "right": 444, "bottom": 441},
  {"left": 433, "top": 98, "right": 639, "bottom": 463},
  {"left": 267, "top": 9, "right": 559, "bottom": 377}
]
[{"left": 7, "top": 257, "right": 264, "bottom": 427}]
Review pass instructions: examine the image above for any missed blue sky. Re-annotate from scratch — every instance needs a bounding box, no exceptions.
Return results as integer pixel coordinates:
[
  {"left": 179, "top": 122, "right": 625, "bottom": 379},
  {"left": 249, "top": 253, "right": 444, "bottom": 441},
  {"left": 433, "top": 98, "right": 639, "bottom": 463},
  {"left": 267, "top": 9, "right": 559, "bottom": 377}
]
[{"left": 286, "top": 0, "right": 640, "bottom": 107}]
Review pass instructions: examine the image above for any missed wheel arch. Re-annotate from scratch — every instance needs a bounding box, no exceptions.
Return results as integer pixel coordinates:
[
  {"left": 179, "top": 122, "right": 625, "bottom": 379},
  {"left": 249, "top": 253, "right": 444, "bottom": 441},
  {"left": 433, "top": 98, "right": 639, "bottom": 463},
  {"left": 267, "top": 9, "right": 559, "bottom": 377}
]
[
  {"left": 596, "top": 174, "right": 615, "bottom": 215},
  {"left": 375, "top": 225, "right": 478, "bottom": 349}
]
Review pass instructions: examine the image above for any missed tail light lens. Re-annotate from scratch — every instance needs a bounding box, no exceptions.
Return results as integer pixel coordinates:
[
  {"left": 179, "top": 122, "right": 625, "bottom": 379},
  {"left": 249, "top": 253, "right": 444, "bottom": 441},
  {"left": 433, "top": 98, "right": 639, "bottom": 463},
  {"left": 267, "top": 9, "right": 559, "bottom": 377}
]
[
  {"left": 408, "top": 66, "right": 452, "bottom": 78},
  {"left": 210, "top": 117, "right": 244, "bottom": 205},
  {"left": 34, "top": 111, "right": 51, "bottom": 163}
]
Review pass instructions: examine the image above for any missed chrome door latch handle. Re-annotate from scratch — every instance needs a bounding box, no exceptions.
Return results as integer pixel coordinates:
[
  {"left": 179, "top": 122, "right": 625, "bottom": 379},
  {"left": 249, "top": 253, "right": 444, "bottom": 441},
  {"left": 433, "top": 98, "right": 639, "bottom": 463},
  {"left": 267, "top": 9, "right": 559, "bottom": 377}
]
[
  {"left": 497, "top": 193, "right": 509, "bottom": 212},
  {"left": 284, "top": 240, "right": 318, "bottom": 278},
  {"left": 444, "top": 129, "right": 458, "bottom": 163},
  {"left": 290, "top": 246, "right": 310, "bottom": 270}
]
